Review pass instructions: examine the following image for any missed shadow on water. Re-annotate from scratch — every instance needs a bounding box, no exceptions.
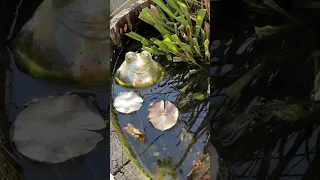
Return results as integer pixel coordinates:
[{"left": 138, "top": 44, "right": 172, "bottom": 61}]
[
  {"left": 111, "top": 27, "right": 210, "bottom": 179},
  {"left": 211, "top": 1, "right": 320, "bottom": 180}
]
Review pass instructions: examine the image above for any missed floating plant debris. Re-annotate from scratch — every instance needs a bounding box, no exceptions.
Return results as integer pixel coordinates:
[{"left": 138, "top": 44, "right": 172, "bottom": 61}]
[
  {"left": 148, "top": 100, "right": 179, "bottom": 131},
  {"left": 113, "top": 91, "right": 143, "bottom": 113},
  {"left": 10, "top": 94, "right": 106, "bottom": 163},
  {"left": 114, "top": 51, "right": 165, "bottom": 88},
  {"left": 124, "top": 123, "right": 146, "bottom": 142}
]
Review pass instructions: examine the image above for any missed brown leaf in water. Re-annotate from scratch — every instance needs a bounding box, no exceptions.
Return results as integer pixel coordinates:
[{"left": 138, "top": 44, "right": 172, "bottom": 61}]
[{"left": 124, "top": 123, "right": 145, "bottom": 142}]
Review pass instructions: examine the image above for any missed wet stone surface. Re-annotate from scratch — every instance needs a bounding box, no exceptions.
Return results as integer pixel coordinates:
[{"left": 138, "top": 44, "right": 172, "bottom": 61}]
[{"left": 110, "top": 123, "right": 144, "bottom": 180}]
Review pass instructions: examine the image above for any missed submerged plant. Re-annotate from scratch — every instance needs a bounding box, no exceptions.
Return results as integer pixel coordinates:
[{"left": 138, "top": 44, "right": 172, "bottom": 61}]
[{"left": 126, "top": 0, "right": 210, "bottom": 67}]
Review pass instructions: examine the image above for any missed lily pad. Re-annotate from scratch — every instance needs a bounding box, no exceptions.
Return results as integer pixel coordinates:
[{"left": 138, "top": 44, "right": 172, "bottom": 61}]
[
  {"left": 148, "top": 100, "right": 179, "bottom": 131},
  {"left": 113, "top": 91, "right": 143, "bottom": 113},
  {"left": 10, "top": 94, "right": 106, "bottom": 164}
]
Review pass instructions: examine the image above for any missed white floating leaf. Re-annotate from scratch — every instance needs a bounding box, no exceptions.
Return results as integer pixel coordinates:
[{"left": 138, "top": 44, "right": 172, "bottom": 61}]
[
  {"left": 11, "top": 94, "right": 106, "bottom": 163},
  {"left": 148, "top": 100, "right": 179, "bottom": 131},
  {"left": 113, "top": 91, "right": 143, "bottom": 113}
]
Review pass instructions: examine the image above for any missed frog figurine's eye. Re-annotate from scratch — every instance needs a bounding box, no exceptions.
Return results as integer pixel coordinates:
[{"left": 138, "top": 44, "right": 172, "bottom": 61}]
[
  {"left": 140, "top": 51, "right": 152, "bottom": 60},
  {"left": 125, "top": 52, "right": 137, "bottom": 63}
]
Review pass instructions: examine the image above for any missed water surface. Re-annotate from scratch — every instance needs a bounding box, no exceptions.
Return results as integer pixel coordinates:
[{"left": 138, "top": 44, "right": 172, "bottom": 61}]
[
  {"left": 211, "top": 2, "right": 320, "bottom": 179},
  {"left": 111, "top": 45, "right": 209, "bottom": 179}
]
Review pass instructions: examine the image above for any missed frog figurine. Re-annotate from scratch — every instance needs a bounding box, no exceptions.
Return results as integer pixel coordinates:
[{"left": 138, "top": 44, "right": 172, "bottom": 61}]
[
  {"left": 114, "top": 51, "right": 165, "bottom": 88},
  {"left": 11, "top": 0, "right": 109, "bottom": 85}
]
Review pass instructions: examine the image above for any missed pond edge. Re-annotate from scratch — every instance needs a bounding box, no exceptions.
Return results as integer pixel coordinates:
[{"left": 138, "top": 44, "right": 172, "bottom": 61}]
[{"left": 110, "top": 110, "right": 152, "bottom": 179}]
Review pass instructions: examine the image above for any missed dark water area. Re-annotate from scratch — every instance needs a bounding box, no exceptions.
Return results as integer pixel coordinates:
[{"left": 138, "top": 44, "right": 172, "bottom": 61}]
[
  {"left": 2, "top": 0, "right": 110, "bottom": 179},
  {"left": 6, "top": 48, "right": 110, "bottom": 180},
  {"left": 211, "top": 1, "right": 320, "bottom": 180},
  {"left": 111, "top": 27, "right": 209, "bottom": 179}
]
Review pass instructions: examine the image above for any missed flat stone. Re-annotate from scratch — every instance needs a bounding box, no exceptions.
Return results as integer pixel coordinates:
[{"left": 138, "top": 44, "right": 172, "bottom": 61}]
[
  {"left": 113, "top": 161, "right": 144, "bottom": 180},
  {"left": 110, "top": 123, "right": 129, "bottom": 174},
  {"left": 110, "top": 123, "right": 144, "bottom": 180}
]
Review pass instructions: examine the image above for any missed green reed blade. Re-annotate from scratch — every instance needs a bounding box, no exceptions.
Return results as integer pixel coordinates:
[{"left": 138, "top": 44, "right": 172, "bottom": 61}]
[
  {"left": 176, "top": 16, "right": 189, "bottom": 27},
  {"left": 195, "top": 9, "right": 207, "bottom": 37},
  {"left": 153, "top": 0, "right": 177, "bottom": 20},
  {"left": 167, "top": 0, "right": 182, "bottom": 14},
  {"left": 154, "top": 21, "right": 171, "bottom": 35},
  {"left": 163, "top": 37, "right": 180, "bottom": 54},
  {"left": 139, "top": 8, "right": 155, "bottom": 26},
  {"left": 142, "top": 46, "right": 166, "bottom": 55},
  {"left": 125, "top": 32, "right": 144, "bottom": 42}
]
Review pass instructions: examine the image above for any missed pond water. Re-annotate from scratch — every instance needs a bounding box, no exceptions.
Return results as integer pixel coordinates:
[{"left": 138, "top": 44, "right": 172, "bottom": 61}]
[
  {"left": 4, "top": 1, "right": 110, "bottom": 179},
  {"left": 111, "top": 40, "right": 209, "bottom": 179},
  {"left": 211, "top": 1, "right": 320, "bottom": 179},
  {"left": 6, "top": 47, "right": 110, "bottom": 180}
]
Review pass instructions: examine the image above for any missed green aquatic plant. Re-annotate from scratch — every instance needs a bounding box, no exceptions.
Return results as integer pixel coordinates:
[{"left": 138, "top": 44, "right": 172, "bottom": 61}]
[{"left": 126, "top": 0, "right": 210, "bottom": 67}]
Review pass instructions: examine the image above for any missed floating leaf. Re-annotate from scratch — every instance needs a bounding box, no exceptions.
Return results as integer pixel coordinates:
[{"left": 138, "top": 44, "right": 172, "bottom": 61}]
[
  {"left": 148, "top": 100, "right": 179, "bottom": 131},
  {"left": 124, "top": 123, "right": 145, "bottom": 142},
  {"left": 113, "top": 91, "right": 143, "bottom": 113},
  {"left": 11, "top": 94, "right": 106, "bottom": 163}
]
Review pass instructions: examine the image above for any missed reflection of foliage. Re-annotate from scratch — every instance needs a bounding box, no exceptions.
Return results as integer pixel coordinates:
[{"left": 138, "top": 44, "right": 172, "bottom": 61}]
[
  {"left": 139, "top": 61, "right": 210, "bottom": 173},
  {"left": 155, "top": 156, "right": 178, "bottom": 180},
  {"left": 160, "top": 65, "right": 210, "bottom": 140},
  {"left": 187, "top": 154, "right": 210, "bottom": 179},
  {"left": 126, "top": 0, "right": 210, "bottom": 67},
  {"left": 211, "top": 1, "right": 320, "bottom": 179}
]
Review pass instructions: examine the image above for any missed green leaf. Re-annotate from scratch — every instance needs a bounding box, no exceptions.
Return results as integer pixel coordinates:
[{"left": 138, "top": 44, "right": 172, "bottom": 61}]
[
  {"left": 163, "top": 37, "right": 180, "bottom": 54},
  {"left": 176, "top": 16, "right": 189, "bottom": 27},
  {"left": 141, "top": 38, "right": 150, "bottom": 46},
  {"left": 154, "top": 21, "right": 171, "bottom": 35},
  {"left": 125, "top": 32, "right": 144, "bottom": 42},
  {"left": 142, "top": 46, "right": 166, "bottom": 55},
  {"left": 204, "top": 39, "right": 210, "bottom": 60},
  {"left": 195, "top": 9, "right": 207, "bottom": 37},
  {"left": 152, "top": 0, "right": 177, "bottom": 20},
  {"left": 176, "top": 1, "right": 192, "bottom": 27},
  {"left": 139, "top": 8, "right": 155, "bottom": 26},
  {"left": 172, "top": 34, "right": 182, "bottom": 44},
  {"left": 153, "top": 39, "right": 168, "bottom": 50},
  {"left": 167, "top": 0, "right": 182, "bottom": 14},
  {"left": 192, "top": 38, "right": 202, "bottom": 57}
]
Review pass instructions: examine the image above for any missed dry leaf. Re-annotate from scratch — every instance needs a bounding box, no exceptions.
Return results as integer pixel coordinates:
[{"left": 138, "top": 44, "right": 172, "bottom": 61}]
[{"left": 124, "top": 123, "right": 145, "bottom": 142}]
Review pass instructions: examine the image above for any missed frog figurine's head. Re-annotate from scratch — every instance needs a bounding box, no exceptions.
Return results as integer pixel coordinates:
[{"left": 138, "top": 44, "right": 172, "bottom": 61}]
[
  {"left": 114, "top": 50, "right": 164, "bottom": 88},
  {"left": 125, "top": 51, "right": 152, "bottom": 64}
]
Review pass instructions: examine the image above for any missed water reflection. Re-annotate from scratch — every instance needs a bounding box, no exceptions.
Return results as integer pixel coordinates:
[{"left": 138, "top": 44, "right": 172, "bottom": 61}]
[
  {"left": 111, "top": 44, "right": 209, "bottom": 179},
  {"left": 210, "top": 3, "right": 320, "bottom": 178},
  {"left": 6, "top": 48, "right": 110, "bottom": 180}
]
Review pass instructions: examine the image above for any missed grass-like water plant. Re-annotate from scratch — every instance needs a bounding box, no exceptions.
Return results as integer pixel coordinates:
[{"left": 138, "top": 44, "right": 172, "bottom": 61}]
[{"left": 126, "top": 0, "right": 210, "bottom": 67}]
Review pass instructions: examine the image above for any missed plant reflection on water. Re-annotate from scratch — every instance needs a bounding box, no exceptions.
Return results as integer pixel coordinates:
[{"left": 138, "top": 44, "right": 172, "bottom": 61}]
[
  {"left": 211, "top": 1, "right": 320, "bottom": 179},
  {"left": 111, "top": 39, "right": 210, "bottom": 179}
]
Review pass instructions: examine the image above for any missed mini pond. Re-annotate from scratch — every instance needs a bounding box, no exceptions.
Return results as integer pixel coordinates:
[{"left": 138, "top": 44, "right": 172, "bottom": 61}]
[
  {"left": 111, "top": 38, "right": 210, "bottom": 179},
  {"left": 211, "top": 1, "right": 320, "bottom": 179},
  {"left": 3, "top": 0, "right": 110, "bottom": 177}
]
